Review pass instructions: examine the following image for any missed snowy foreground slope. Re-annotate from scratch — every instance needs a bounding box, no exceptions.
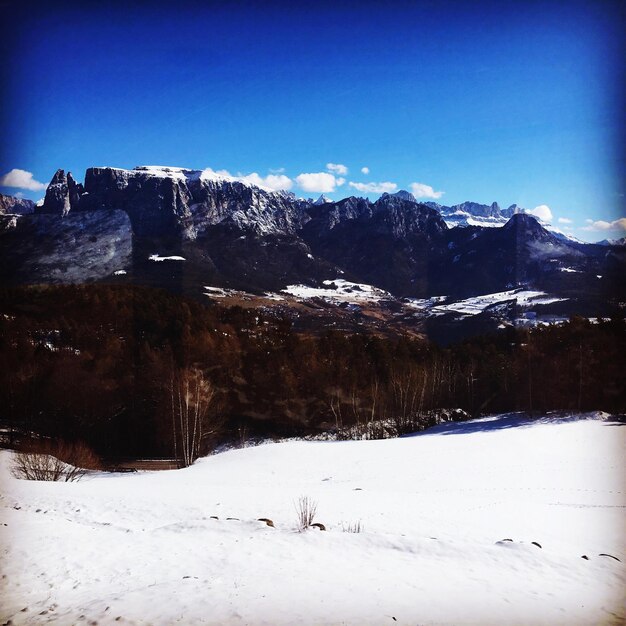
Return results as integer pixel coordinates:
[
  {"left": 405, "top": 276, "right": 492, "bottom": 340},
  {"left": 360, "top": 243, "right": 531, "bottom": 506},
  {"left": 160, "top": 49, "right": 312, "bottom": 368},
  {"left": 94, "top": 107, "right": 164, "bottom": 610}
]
[{"left": 1, "top": 413, "right": 624, "bottom": 625}]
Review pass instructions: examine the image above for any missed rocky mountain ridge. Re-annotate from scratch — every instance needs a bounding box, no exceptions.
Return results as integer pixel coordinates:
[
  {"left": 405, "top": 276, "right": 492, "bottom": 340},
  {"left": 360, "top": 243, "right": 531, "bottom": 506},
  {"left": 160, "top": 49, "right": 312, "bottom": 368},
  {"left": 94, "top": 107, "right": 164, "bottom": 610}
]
[
  {"left": 1, "top": 166, "right": 624, "bottom": 327},
  {"left": 34, "top": 166, "right": 306, "bottom": 239}
]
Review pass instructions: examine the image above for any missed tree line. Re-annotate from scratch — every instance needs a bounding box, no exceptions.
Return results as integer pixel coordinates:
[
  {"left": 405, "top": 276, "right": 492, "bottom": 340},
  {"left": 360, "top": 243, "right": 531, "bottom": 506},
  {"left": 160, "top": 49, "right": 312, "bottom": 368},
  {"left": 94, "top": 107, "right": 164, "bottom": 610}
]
[{"left": 0, "top": 284, "right": 623, "bottom": 463}]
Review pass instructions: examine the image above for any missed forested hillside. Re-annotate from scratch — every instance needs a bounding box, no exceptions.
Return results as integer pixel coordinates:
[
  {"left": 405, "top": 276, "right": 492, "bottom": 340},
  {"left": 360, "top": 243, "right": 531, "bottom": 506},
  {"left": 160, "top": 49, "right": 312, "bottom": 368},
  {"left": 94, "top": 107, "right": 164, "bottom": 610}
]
[{"left": 1, "top": 285, "right": 624, "bottom": 459}]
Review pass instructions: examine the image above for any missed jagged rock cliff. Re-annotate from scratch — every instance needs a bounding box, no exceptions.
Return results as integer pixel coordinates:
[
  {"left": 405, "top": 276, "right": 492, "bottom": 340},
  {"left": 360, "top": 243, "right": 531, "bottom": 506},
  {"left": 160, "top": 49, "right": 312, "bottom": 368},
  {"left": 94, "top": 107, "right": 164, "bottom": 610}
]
[
  {"left": 38, "top": 169, "right": 84, "bottom": 216},
  {"left": 58, "top": 166, "right": 305, "bottom": 239}
]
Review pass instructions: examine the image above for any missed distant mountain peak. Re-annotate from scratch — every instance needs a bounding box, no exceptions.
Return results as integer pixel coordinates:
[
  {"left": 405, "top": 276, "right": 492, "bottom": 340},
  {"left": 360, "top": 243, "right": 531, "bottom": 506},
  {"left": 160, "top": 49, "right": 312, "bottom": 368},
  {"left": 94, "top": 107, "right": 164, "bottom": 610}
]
[
  {"left": 0, "top": 193, "right": 36, "bottom": 216},
  {"left": 503, "top": 212, "right": 550, "bottom": 237},
  {"left": 313, "top": 194, "right": 333, "bottom": 205},
  {"left": 596, "top": 237, "right": 626, "bottom": 246},
  {"left": 388, "top": 190, "right": 417, "bottom": 203}
]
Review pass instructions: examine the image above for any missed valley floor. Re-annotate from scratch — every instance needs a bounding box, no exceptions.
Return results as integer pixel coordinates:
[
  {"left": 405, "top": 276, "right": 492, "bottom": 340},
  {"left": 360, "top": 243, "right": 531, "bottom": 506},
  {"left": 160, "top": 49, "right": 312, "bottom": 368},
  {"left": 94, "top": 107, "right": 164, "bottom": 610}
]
[{"left": 0, "top": 413, "right": 624, "bottom": 625}]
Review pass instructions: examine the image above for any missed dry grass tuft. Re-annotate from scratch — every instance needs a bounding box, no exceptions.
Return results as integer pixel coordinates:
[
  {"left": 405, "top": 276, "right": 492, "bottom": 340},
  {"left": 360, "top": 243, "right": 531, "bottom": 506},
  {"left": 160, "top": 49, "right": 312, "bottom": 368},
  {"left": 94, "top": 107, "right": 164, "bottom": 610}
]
[
  {"left": 294, "top": 495, "right": 318, "bottom": 531},
  {"left": 341, "top": 520, "right": 364, "bottom": 533}
]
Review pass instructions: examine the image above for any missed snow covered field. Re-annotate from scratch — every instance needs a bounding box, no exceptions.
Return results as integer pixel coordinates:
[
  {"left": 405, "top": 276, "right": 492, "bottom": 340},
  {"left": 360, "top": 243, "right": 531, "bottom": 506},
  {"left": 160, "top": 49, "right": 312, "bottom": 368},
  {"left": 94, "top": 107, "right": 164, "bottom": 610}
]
[
  {"left": 282, "top": 279, "right": 391, "bottom": 303},
  {"left": 1, "top": 413, "right": 624, "bottom": 625}
]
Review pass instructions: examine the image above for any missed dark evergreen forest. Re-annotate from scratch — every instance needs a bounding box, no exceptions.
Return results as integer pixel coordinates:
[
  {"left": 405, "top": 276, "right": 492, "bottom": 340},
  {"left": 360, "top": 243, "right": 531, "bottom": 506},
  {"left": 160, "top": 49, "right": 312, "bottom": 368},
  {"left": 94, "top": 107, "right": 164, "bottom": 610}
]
[{"left": 1, "top": 285, "right": 623, "bottom": 460}]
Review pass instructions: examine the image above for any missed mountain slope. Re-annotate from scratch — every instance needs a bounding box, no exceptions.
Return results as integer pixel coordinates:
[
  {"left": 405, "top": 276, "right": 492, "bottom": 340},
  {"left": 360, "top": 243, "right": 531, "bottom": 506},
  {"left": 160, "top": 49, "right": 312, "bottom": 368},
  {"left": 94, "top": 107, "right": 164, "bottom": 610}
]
[
  {"left": 301, "top": 193, "right": 447, "bottom": 296},
  {"left": 0, "top": 193, "right": 35, "bottom": 215}
]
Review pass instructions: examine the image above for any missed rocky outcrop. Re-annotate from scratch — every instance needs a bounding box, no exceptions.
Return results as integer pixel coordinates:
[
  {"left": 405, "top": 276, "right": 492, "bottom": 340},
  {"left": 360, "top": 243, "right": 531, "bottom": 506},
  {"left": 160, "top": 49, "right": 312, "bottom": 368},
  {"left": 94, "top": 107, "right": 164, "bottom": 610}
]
[
  {"left": 80, "top": 167, "right": 194, "bottom": 238},
  {"left": 501, "top": 204, "right": 521, "bottom": 219},
  {"left": 77, "top": 166, "right": 303, "bottom": 239},
  {"left": 184, "top": 175, "right": 302, "bottom": 238},
  {"left": 372, "top": 193, "right": 447, "bottom": 238},
  {"left": 38, "top": 169, "right": 83, "bottom": 216},
  {"left": 0, "top": 193, "right": 35, "bottom": 215}
]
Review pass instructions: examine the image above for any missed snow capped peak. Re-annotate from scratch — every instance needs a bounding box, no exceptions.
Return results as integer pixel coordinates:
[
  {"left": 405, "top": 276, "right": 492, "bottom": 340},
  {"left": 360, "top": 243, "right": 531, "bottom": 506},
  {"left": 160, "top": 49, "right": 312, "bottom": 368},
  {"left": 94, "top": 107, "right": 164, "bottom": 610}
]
[
  {"left": 132, "top": 165, "right": 243, "bottom": 186},
  {"left": 313, "top": 194, "right": 333, "bottom": 205},
  {"left": 423, "top": 199, "right": 582, "bottom": 243},
  {"left": 596, "top": 237, "right": 626, "bottom": 246},
  {"left": 134, "top": 165, "right": 194, "bottom": 178},
  {"left": 127, "top": 166, "right": 284, "bottom": 194},
  {"left": 198, "top": 167, "right": 240, "bottom": 184}
]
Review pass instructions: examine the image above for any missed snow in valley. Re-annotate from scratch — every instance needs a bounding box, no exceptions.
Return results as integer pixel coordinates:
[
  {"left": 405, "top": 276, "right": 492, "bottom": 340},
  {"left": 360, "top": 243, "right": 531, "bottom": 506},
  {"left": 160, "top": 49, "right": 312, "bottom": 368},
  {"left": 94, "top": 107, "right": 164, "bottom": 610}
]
[
  {"left": 282, "top": 279, "right": 391, "bottom": 303},
  {"left": 0, "top": 413, "right": 624, "bottom": 625},
  {"left": 279, "top": 282, "right": 568, "bottom": 327},
  {"left": 406, "top": 289, "right": 567, "bottom": 317}
]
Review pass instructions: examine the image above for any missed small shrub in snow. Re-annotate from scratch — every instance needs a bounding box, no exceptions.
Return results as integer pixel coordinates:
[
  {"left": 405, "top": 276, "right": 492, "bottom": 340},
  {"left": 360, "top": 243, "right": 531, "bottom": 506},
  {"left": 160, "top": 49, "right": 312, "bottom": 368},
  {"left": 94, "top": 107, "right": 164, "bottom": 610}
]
[
  {"left": 12, "top": 440, "right": 101, "bottom": 482},
  {"left": 341, "top": 520, "right": 364, "bottom": 533},
  {"left": 294, "top": 495, "right": 317, "bottom": 531}
]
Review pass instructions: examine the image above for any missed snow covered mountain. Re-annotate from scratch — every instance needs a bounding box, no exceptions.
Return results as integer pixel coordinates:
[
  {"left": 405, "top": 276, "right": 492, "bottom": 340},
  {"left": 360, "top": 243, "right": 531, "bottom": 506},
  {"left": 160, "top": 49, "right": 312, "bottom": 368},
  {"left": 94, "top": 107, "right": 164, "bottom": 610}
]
[
  {"left": 1, "top": 167, "right": 624, "bottom": 326},
  {"left": 312, "top": 194, "right": 333, "bottom": 205},
  {"left": 424, "top": 198, "right": 515, "bottom": 227},
  {"left": 422, "top": 194, "right": 580, "bottom": 243},
  {"left": 597, "top": 237, "right": 626, "bottom": 246},
  {"left": 37, "top": 166, "right": 306, "bottom": 238}
]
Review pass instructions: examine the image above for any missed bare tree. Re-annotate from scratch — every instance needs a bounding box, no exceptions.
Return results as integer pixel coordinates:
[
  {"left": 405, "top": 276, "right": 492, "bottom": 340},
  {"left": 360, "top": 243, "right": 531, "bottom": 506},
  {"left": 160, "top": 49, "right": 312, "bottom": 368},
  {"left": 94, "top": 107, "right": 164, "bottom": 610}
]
[
  {"left": 171, "top": 368, "right": 222, "bottom": 467},
  {"left": 389, "top": 366, "right": 422, "bottom": 434}
]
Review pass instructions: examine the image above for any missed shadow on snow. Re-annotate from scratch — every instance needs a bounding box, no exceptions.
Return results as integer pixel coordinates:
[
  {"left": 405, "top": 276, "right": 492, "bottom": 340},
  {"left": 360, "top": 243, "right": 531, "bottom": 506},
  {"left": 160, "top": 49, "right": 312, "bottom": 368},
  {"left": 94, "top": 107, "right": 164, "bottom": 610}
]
[{"left": 411, "top": 411, "right": 624, "bottom": 438}]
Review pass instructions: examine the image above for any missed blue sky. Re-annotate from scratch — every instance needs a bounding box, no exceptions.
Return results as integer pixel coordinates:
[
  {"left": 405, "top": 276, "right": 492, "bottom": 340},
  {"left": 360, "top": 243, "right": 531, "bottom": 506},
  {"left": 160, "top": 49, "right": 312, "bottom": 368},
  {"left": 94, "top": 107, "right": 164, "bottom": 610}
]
[{"left": 1, "top": 0, "right": 624, "bottom": 241}]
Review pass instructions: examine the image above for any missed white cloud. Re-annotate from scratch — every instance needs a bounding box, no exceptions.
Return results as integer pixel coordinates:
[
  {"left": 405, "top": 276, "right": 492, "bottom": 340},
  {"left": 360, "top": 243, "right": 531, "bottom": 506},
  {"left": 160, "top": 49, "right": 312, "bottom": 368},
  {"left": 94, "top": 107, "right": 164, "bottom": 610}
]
[
  {"left": 557, "top": 217, "right": 572, "bottom": 224},
  {"left": 527, "top": 204, "right": 553, "bottom": 222},
  {"left": 237, "top": 172, "right": 293, "bottom": 191},
  {"left": 200, "top": 167, "right": 233, "bottom": 180},
  {"left": 269, "top": 167, "right": 285, "bottom": 174},
  {"left": 581, "top": 217, "right": 626, "bottom": 232},
  {"left": 0, "top": 168, "right": 47, "bottom": 191},
  {"left": 361, "top": 167, "right": 370, "bottom": 175},
  {"left": 349, "top": 181, "right": 398, "bottom": 193},
  {"left": 326, "top": 163, "right": 348, "bottom": 176},
  {"left": 409, "top": 182, "right": 444, "bottom": 199},
  {"left": 296, "top": 172, "right": 343, "bottom": 193},
  {"left": 200, "top": 167, "right": 292, "bottom": 191}
]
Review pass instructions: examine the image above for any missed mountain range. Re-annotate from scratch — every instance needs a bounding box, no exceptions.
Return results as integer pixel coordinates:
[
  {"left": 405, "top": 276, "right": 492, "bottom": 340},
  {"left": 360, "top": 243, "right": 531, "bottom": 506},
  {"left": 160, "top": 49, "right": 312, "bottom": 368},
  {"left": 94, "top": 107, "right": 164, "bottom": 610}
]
[{"left": 1, "top": 165, "right": 624, "bottom": 338}]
